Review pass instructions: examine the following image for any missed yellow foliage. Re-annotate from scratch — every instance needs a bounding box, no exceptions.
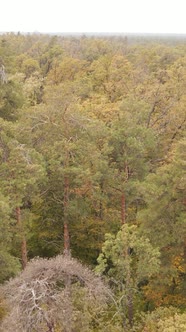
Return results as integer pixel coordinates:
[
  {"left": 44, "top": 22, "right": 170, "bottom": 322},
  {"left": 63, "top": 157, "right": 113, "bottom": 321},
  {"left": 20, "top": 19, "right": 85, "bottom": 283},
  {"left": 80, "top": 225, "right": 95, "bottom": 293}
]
[
  {"left": 172, "top": 255, "right": 185, "bottom": 274},
  {"left": 143, "top": 282, "right": 186, "bottom": 307}
]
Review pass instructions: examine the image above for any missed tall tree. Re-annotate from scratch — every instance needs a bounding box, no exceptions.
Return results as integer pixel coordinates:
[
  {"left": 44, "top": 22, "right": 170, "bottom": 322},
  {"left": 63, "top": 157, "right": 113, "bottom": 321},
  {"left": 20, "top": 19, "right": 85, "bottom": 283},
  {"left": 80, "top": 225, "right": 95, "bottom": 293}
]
[
  {"left": 138, "top": 139, "right": 186, "bottom": 307},
  {"left": 0, "top": 118, "right": 45, "bottom": 268},
  {"left": 107, "top": 99, "right": 157, "bottom": 225},
  {"left": 0, "top": 192, "right": 21, "bottom": 283},
  {"left": 96, "top": 224, "right": 160, "bottom": 328}
]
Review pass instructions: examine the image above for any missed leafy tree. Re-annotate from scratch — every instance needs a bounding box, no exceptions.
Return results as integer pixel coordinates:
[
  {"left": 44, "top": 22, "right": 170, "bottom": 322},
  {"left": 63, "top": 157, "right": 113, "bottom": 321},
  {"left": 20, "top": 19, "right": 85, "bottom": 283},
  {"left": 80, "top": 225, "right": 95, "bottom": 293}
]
[
  {"left": 96, "top": 224, "right": 160, "bottom": 328},
  {"left": 0, "top": 33, "right": 185, "bottom": 326},
  {"left": 0, "top": 118, "right": 45, "bottom": 268},
  {"left": 138, "top": 139, "right": 186, "bottom": 307},
  {"left": 0, "top": 192, "right": 21, "bottom": 283},
  {"left": 0, "top": 80, "right": 25, "bottom": 121},
  {"left": 107, "top": 100, "right": 157, "bottom": 224},
  {"left": 142, "top": 306, "right": 186, "bottom": 332},
  {"left": 47, "top": 57, "right": 88, "bottom": 85},
  {"left": 17, "top": 83, "right": 114, "bottom": 263}
]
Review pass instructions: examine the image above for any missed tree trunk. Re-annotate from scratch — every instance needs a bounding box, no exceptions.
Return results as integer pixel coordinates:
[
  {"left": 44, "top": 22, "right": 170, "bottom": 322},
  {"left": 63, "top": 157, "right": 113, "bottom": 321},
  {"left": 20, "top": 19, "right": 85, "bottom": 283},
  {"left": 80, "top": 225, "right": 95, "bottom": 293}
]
[
  {"left": 121, "top": 192, "right": 126, "bottom": 224},
  {"left": 125, "top": 251, "right": 134, "bottom": 327},
  {"left": 63, "top": 176, "right": 72, "bottom": 330},
  {"left": 63, "top": 273, "right": 73, "bottom": 332},
  {"left": 21, "top": 237, "right": 28, "bottom": 270},
  {"left": 63, "top": 176, "right": 70, "bottom": 255},
  {"left": 64, "top": 222, "right": 70, "bottom": 255},
  {"left": 183, "top": 236, "right": 186, "bottom": 265},
  {"left": 98, "top": 181, "right": 104, "bottom": 219},
  {"left": 16, "top": 206, "right": 28, "bottom": 269},
  {"left": 127, "top": 290, "right": 134, "bottom": 328}
]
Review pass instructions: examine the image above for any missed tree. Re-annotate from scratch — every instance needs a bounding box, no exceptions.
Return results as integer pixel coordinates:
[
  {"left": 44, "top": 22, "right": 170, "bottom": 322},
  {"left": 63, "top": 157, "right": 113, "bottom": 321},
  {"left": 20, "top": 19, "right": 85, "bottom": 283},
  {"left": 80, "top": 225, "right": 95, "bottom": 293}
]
[
  {"left": 0, "top": 80, "right": 25, "bottom": 121},
  {"left": 0, "top": 118, "right": 45, "bottom": 268},
  {"left": 0, "top": 64, "right": 7, "bottom": 84},
  {"left": 18, "top": 82, "right": 113, "bottom": 262},
  {"left": 96, "top": 224, "right": 160, "bottom": 328},
  {"left": 0, "top": 192, "right": 21, "bottom": 283},
  {"left": 142, "top": 306, "right": 186, "bottom": 332},
  {"left": 138, "top": 139, "right": 186, "bottom": 307},
  {"left": 0, "top": 255, "right": 109, "bottom": 332},
  {"left": 107, "top": 100, "right": 157, "bottom": 225}
]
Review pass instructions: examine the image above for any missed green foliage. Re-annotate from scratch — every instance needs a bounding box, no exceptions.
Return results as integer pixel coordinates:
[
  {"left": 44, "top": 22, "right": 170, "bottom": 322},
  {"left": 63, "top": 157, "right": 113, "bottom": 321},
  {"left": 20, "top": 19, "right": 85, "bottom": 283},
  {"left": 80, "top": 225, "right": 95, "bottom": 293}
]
[
  {"left": 96, "top": 224, "right": 160, "bottom": 327},
  {"left": 0, "top": 81, "right": 25, "bottom": 121},
  {"left": 142, "top": 307, "right": 186, "bottom": 332},
  {"left": 0, "top": 251, "right": 21, "bottom": 283},
  {"left": 96, "top": 224, "right": 160, "bottom": 282},
  {"left": 0, "top": 33, "right": 185, "bottom": 329},
  {"left": 137, "top": 139, "right": 186, "bottom": 307},
  {"left": 0, "top": 193, "right": 21, "bottom": 283}
]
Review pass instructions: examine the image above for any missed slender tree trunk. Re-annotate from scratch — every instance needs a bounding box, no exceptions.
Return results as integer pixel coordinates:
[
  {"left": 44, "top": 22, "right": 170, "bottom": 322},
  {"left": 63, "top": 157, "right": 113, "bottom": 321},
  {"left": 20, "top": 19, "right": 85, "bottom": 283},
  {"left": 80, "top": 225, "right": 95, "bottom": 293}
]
[
  {"left": 183, "top": 199, "right": 186, "bottom": 266},
  {"left": 63, "top": 176, "right": 72, "bottom": 332},
  {"left": 63, "top": 176, "right": 70, "bottom": 255},
  {"left": 63, "top": 273, "right": 73, "bottom": 332},
  {"left": 99, "top": 181, "right": 104, "bottom": 219},
  {"left": 64, "top": 221, "right": 70, "bottom": 254},
  {"left": 21, "top": 237, "right": 28, "bottom": 270},
  {"left": 183, "top": 237, "right": 186, "bottom": 264},
  {"left": 127, "top": 290, "right": 134, "bottom": 328},
  {"left": 125, "top": 249, "right": 133, "bottom": 328},
  {"left": 16, "top": 206, "right": 28, "bottom": 269},
  {"left": 121, "top": 192, "right": 126, "bottom": 224}
]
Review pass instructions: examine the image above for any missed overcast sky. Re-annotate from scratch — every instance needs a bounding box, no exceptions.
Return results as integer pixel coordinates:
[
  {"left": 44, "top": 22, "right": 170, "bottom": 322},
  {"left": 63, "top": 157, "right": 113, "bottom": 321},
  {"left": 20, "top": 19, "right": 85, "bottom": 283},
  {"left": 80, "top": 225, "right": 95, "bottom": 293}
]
[{"left": 1, "top": 0, "right": 186, "bottom": 34}]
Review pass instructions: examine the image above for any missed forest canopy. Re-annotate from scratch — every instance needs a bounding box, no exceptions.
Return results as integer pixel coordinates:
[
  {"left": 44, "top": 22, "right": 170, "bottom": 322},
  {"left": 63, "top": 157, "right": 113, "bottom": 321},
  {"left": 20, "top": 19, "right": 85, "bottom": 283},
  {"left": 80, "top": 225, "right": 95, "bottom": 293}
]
[{"left": 0, "top": 32, "right": 185, "bottom": 331}]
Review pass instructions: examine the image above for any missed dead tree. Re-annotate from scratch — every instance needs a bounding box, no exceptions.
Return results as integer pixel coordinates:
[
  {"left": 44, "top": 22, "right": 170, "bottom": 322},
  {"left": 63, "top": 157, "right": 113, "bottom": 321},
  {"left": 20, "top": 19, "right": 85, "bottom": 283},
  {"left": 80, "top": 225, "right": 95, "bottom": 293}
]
[
  {"left": 0, "top": 255, "right": 109, "bottom": 332},
  {"left": 0, "top": 65, "right": 7, "bottom": 84}
]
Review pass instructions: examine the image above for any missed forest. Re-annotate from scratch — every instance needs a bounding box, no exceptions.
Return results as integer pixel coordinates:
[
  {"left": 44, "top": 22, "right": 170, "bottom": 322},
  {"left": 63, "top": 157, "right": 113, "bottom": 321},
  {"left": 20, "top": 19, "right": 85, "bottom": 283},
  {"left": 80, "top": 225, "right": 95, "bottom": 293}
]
[{"left": 0, "top": 32, "right": 185, "bottom": 331}]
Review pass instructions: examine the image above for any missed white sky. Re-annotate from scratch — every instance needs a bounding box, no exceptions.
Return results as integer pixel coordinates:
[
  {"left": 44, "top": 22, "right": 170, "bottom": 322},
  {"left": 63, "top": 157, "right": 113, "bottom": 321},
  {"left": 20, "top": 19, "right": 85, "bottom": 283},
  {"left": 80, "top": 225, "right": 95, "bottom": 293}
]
[{"left": 1, "top": 0, "right": 186, "bottom": 34}]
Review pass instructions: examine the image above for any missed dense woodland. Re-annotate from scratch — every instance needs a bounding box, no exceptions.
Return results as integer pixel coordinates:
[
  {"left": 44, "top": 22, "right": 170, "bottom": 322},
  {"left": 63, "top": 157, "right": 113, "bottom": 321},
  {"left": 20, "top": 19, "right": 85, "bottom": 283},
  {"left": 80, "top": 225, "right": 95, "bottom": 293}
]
[{"left": 0, "top": 33, "right": 185, "bottom": 331}]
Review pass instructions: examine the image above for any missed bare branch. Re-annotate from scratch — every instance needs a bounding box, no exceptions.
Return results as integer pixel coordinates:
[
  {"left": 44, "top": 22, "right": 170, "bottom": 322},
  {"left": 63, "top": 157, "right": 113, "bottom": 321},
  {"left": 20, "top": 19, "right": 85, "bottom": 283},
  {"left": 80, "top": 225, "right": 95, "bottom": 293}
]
[{"left": 0, "top": 255, "right": 109, "bottom": 332}]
